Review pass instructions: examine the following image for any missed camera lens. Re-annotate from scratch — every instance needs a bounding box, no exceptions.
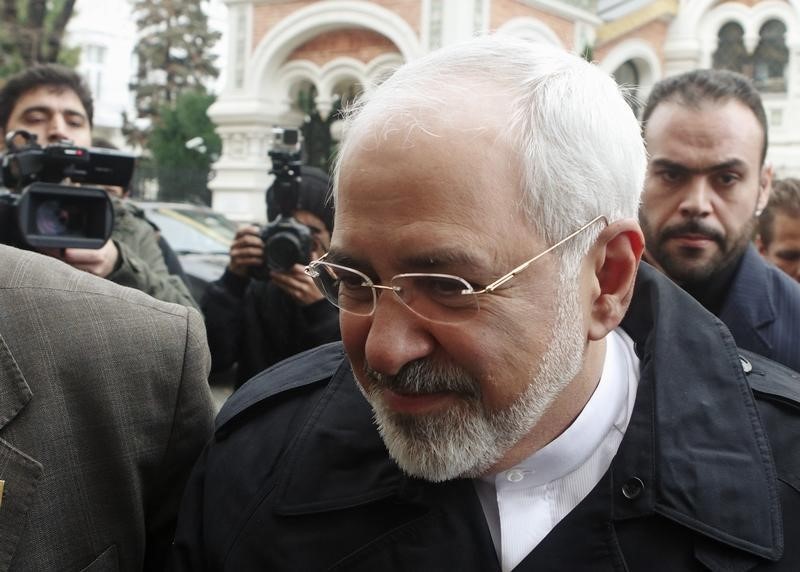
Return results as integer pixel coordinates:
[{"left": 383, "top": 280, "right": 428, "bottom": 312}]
[
  {"left": 34, "top": 199, "right": 85, "bottom": 237},
  {"left": 267, "top": 231, "right": 305, "bottom": 271}
]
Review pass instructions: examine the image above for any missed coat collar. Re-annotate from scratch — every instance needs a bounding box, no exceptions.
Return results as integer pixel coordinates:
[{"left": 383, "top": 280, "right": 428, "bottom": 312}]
[
  {"left": 619, "top": 263, "right": 782, "bottom": 561},
  {"left": 719, "top": 245, "right": 776, "bottom": 353},
  {"left": 0, "top": 332, "right": 32, "bottom": 431},
  {"left": 0, "top": 331, "right": 42, "bottom": 572},
  {"left": 274, "top": 263, "right": 782, "bottom": 561},
  {"left": 273, "top": 362, "right": 406, "bottom": 515}
]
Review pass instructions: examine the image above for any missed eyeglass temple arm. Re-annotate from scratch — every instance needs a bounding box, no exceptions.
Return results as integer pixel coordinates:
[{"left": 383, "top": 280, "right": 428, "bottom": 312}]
[{"left": 476, "top": 215, "right": 608, "bottom": 294}]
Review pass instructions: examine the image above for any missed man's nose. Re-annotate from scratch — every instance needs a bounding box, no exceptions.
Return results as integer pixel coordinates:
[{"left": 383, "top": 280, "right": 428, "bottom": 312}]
[
  {"left": 678, "top": 177, "right": 713, "bottom": 218},
  {"left": 46, "top": 115, "right": 70, "bottom": 143},
  {"left": 363, "top": 290, "right": 436, "bottom": 376}
]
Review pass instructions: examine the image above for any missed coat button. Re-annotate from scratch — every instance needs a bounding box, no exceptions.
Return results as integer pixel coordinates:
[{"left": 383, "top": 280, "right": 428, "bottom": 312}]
[
  {"left": 739, "top": 355, "right": 753, "bottom": 374},
  {"left": 621, "top": 477, "right": 645, "bottom": 500}
]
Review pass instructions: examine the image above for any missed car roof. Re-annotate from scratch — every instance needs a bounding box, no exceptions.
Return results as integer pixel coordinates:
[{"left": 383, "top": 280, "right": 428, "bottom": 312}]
[{"left": 132, "top": 201, "right": 215, "bottom": 212}]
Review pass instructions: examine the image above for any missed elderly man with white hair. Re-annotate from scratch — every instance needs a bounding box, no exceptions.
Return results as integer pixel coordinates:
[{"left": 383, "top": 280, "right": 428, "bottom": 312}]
[{"left": 172, "top": 35, "right": 800, "bottom": 571}]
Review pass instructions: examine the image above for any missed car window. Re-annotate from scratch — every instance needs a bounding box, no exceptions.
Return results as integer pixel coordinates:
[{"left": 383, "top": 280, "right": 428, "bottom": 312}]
[{"left": 145, "top": 208, "right": 234, "bottom": 254}]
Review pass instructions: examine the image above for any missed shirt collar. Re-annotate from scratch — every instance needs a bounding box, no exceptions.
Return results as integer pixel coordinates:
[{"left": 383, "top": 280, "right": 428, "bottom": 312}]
[{"left": 485, "top": 329, "right": 636, "bottom": 490}]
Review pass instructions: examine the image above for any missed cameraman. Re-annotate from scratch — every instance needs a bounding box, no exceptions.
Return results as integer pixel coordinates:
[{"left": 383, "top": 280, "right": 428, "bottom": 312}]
[
  {"left": 202, "top": 166, "right": 340, "bottom": 387},
  {"left": 0, "top": 64, "right": 197, "bottom": 309}
]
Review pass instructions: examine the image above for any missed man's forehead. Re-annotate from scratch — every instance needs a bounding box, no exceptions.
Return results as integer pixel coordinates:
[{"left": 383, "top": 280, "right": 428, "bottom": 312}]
[
  {"left": 646, "top": 99, "right": 763, "bottom": 143},
  {"left": 645, "top": 101, "right": 763, "bottom": 166},
  {"left": 12, "top": 85, "right": 87, "bottom": 116}
]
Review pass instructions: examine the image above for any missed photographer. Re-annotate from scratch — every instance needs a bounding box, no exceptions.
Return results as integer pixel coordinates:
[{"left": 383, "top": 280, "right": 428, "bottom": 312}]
[
  {"left": 202, "top": 166, "right": 340, "bottom": 388},
  {"left": 0, "top": 64, "right": 197, "bottom": 309}
]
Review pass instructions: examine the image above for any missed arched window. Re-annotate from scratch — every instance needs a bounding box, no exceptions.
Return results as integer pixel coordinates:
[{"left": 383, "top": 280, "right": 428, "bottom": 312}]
[
  {"left": 613, "top": 60, "right": 641, "bottom": 117},
  {"left": 289, "top": 79, "right": 316, "bottom": 114},
  {"left": 753, "top": 19, "right": 789, "bottom": 93},
  {"left": 331, "top": 79, "right": 361, "bottom": 114},
  {"left": 713, "top": 22, "right": 749, "bottom": 75}
]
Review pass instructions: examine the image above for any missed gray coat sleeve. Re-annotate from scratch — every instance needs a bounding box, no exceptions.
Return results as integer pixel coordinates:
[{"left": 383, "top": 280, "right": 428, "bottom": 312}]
[{"left": 145, "top": 307, "right": 215, "bottom": 570}]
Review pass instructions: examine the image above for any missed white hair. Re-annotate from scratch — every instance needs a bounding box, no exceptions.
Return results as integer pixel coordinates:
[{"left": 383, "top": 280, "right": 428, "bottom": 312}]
[{"left": 332, "top": 34, "right": 646, "bottom": 274}]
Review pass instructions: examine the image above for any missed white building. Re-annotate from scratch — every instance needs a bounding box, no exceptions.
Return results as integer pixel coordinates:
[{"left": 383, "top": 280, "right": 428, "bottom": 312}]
[
  {"left": 207, "top": 0, "right": 800, "bottom": 224},
  {"left": 65, "top": 0, "right": 228, "bottom": 147}
]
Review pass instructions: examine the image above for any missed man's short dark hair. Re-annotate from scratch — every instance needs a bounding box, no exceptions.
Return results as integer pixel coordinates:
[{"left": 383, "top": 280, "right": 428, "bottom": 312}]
[
  {"left": 0, "top": 64, "right": 94, "bottom": 132},
  {"left": 642, "top": 69, "right": 768, "bottom": 165},
  {"left": 758, "top": 178, "right": 800, "bottom": 247}
]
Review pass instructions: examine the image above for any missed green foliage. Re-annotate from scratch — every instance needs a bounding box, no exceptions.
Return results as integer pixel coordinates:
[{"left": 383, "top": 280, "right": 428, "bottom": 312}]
[
  {"left": 125, "top": 0, "right": 221, "bottom": 149},
  {"left": 147, "top": 90, "right": 221, "bottom": 205},
  {"left": 0, "top": 0, "right": 78, "bottom": 78},
  {"left": 581, "top": 43, "right": 595, "bottom": 63}
]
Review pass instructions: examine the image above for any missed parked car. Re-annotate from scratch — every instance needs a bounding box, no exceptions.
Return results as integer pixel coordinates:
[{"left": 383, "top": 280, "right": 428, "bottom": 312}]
[{"left": 133, "top": 201, "right": 238, "bottom": 302}]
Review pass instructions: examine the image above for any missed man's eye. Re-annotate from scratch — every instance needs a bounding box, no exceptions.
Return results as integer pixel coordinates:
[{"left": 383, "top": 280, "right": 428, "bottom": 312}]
[
  {"left": 417, "top": 276, "right": 467, "bottom": 298},
  {"left": 336, "top": 274, "right": 366, "bottom": 289},
  {"left": 776, "top": 251, "right": 800, "bottom": 262},
  {"left": 22, "top": 113, "right": 46, "bottom": 124},
  {"left": 715, "top": 172, "right": 740, "bottom": 186},
  {"left": 659, "top": 170, "right": 683, "bottom": 184}
]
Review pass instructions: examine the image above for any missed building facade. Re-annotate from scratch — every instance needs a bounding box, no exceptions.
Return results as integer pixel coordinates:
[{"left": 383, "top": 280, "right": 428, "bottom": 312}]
[
  {"left": 65, "top": 0, "right": 229, "bottom": 148},
  {"left": 206, "top": 0, "right": 800, "bottom": 222}
]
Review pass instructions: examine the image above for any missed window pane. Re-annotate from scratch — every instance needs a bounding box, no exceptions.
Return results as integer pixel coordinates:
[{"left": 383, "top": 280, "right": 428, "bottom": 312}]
[
  {"left": 713, "top": 22, "right": 749, "bottom": 75},
  {"left": 753, "top": 19, "right": 788, "bottom": 93},
  {"left": 612, "top": 60, "right": 640, "bottom": 117}
]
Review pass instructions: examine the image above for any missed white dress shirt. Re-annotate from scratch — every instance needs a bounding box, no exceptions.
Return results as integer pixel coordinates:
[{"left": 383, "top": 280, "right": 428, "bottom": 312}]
[{"left": 473, "top": 328, "right": 640, "bottom": 572}]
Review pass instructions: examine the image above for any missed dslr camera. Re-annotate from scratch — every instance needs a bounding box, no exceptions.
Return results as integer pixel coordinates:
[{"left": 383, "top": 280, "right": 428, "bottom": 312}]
[
  {"left": 0, "top": 130, "right": 135, "bottom": 250},
  {"left": 258, "top": 127, "right": 314, "bottom": 274}
]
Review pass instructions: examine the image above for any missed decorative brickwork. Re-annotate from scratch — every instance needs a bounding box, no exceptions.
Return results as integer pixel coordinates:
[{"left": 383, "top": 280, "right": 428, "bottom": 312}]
[
  {"left": 490, "top": 0, "right": 576, "bottom": 48},
  {"left": 288, "top": 28, "right": 400, "bottom": 66},
  {"left": 253, "top": 0, "right": 421, "bottom": 52},
  {"left": 713, "top": 0, "right": 776, "bottom": 8},
  {"left": 596, "top": 19, "right": 670, "bottom": 71}
]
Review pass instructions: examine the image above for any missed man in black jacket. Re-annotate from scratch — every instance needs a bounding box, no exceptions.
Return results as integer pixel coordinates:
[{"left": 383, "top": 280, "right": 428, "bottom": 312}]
[
  {"left": 756, "top": 178, "right": 800, "bottom": 283},
  {"left": 639, "top": 70, "right": 800, "bottom": 371},
  {"left": 202, "top": 166, "right": 340, "bottom": 387},
  {"left": 172, "top": 36, "right": 800, "bottom": 571}
]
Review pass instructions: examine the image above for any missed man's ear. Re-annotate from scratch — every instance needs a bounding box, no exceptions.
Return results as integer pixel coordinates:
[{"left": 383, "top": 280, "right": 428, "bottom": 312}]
[
  {"left": 756, "top": 162, "right": 774, "bottom": 214},
  {"left": 755, "top": 234, "right": 767, "bottom": 256},
  {"left": 587, "top": 219, "right": 644, "bottom": 341}
]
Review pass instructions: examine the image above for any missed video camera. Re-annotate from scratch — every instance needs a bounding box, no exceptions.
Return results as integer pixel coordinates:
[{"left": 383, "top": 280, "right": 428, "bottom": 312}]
[
  {"left": 0, "top": 130, "right": 135, "bottom": 250},
  {"left": 258, "top": 127, "right": 314, "bottom": 274}
]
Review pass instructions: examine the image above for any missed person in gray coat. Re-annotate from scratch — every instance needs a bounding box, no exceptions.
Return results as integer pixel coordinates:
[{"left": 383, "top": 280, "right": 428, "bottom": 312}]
[{"left": 0, "top": 244, "right": 214, "bottom": 571}]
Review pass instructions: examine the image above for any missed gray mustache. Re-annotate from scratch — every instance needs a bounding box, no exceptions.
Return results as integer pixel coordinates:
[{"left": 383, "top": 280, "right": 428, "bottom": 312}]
[{"left": 364, "top": 359, "right": 481, "bottom": 399}]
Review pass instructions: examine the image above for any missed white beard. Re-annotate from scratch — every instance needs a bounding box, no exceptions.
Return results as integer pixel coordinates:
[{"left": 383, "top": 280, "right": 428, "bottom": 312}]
[{"left": 359, "top": 277, "right": 586, "bottom": 482}]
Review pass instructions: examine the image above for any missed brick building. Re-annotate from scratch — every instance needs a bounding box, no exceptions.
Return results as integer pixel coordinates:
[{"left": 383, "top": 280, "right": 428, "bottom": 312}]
[{"left": 210, "top": 0, "right": 800, "bottom": 222}]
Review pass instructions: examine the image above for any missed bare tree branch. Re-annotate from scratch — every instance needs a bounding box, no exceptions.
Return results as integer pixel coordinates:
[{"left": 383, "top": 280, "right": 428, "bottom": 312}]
[{"left": 44, "top": 0, "right": 77, "bottom": 62}]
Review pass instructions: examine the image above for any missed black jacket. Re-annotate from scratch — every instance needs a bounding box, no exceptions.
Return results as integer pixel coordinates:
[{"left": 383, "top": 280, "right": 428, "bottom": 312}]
[
  {"left": 201, "top": 268, "right": 340, "bottom": 387},
  {"left": 174, "top": 264, "right": 800, "bottom": 571},
  {"left": 719, "top": 244, "right": 800, "bottom": 372}
]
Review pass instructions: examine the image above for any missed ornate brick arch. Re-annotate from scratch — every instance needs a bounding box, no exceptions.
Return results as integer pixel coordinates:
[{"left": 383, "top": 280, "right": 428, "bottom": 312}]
[
  {"left": 664, "top": 0, "right": 799, "bottom": 76},
  {"left": 600, "top": 39, "right": 662, "bottom": 103},
  {"left": 207, "top": 2, "right": 422, "bottom": 222},
  {"left": 495, "top": 17, "right": 564, "bottom": 48},
  {"left": 249, "top": 1, "right": 421, "bottom": 100}
]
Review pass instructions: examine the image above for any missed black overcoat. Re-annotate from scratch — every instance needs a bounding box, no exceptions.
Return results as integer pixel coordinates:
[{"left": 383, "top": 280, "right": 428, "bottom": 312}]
[{"left": 173, "top": 264, "right": 800, "bottom": 571}]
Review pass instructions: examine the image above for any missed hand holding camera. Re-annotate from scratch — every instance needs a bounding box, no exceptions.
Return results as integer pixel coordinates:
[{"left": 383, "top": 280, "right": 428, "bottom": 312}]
[
  {"left": 228, "top": 224, "right": 325, "bottom": 306},
  {"left": 228, "top": 225, "right": 265, "bottom": 278},
  {"left": 41, "top": 239, "right": 120, "bottom": 278}
]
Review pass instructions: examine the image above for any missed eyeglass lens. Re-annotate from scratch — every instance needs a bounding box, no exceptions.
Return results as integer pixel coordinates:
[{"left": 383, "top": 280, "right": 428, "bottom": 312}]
[{"left": 311, "top": 264, "right": 480, "bottom": 323}]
